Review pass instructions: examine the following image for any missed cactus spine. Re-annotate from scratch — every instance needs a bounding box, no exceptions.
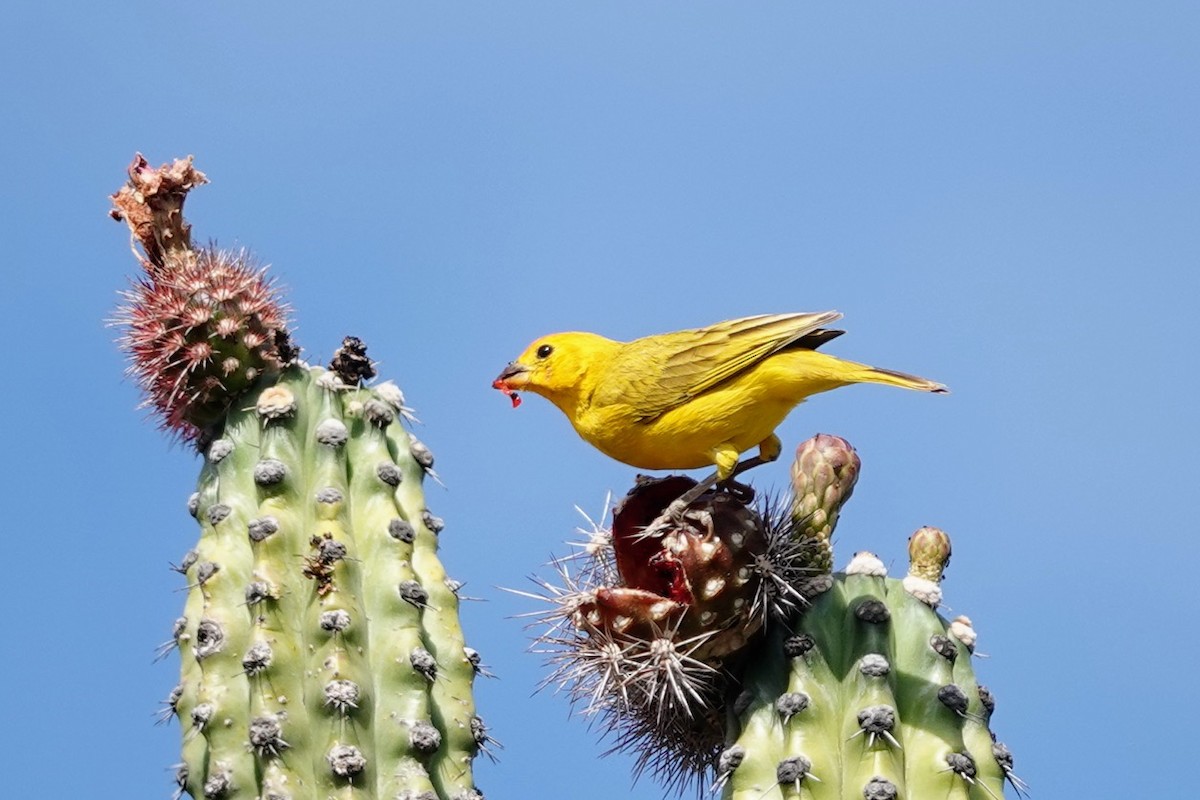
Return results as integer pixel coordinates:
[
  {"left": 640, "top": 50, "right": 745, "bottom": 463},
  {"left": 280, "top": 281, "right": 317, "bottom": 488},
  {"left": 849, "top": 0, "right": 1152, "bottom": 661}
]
[
  {"left": 113, "top": 156, "right": 483, "bottom": 800},
  {"left": 533, "top": 435, "right": 1023, "bottom": 799}
]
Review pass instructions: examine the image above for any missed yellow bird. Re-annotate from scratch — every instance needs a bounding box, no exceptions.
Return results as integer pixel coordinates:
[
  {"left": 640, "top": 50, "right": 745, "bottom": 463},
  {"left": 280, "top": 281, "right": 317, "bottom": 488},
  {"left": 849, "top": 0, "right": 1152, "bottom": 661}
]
[{"left": 493, "top": 311, "right": 945, "bottom": 503}]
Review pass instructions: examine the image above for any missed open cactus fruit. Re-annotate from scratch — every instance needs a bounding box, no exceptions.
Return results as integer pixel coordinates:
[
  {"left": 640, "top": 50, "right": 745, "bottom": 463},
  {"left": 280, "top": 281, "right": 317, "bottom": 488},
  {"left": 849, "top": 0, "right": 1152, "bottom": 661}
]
[
  {"left": 527, "top": 435, "right": 1026, "bottom": 798},
  {"left": 115, "top": 155, "right": 1021, "bottom": 800},
  {"left": 113, "top": 156, "right": 487, "bottom": 800}
]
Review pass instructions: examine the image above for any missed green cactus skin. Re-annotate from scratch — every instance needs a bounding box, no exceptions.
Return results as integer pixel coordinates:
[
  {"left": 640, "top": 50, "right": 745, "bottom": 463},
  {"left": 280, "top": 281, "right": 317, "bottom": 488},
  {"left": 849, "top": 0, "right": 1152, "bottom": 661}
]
[
  {"left": 174, "top": 366, "right": 481, "bottom": 800},
  {"left": 720, "top": 547, "right": 1008, "bottom": 800},
  {"left": 113, "top": 157, "right": 482, "bottom": 800}
]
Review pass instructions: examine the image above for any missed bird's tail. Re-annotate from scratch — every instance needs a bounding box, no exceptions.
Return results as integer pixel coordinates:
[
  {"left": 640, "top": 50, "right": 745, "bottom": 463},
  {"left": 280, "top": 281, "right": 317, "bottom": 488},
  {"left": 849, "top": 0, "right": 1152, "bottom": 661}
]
[
  {"left": 775, "top": 349, "right": 948, "bottom": 398},
  {"left": 851, "top": 363, "right": 948, "bottom": 393}
]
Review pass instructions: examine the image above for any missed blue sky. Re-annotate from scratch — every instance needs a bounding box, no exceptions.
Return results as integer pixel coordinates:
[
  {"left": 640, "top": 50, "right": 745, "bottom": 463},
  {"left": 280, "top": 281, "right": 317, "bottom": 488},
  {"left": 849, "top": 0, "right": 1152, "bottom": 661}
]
[{"left": 2, "top": 3, "right": 1196, "bottom": 798}]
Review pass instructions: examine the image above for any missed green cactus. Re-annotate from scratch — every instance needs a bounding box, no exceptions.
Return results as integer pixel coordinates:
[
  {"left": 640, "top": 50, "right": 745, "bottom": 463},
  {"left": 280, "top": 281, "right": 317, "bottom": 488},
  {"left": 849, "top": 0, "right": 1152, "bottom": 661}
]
[
  {"left": 113, "top": 156, "right": 484, "bottom": 800},
  {"left": 531, "top": 435, "right": 1024, "bottom": 800},
  {"left": 720, "top": 541, "right": 1009, "bottom": 799}
]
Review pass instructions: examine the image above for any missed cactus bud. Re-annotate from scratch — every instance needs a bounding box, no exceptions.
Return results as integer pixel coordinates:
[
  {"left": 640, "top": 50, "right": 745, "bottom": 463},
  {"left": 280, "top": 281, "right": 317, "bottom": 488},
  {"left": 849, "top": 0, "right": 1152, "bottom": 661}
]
[{"left": 789, "top": 434, "right": 861, "bottom": 574}]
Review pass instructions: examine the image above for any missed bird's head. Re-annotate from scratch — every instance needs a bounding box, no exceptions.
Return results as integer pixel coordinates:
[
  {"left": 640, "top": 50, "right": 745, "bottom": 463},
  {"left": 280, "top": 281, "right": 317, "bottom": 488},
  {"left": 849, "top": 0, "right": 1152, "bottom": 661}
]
[{"left": 493, "top": 331, "right": 612, "bottom": 412}]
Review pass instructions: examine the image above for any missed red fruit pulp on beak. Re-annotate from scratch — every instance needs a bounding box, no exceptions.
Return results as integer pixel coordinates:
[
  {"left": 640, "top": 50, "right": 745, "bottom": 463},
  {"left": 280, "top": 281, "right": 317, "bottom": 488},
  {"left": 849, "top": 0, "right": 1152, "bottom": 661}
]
[{"left": 491, "top": 379, "right": 522, "bottom": 408}]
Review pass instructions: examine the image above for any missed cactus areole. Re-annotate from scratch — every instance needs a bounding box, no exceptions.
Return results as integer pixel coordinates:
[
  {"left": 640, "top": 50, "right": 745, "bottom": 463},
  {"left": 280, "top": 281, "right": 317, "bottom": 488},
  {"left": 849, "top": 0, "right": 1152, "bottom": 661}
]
[{"left": 113, "top": 156, "right": 485, "bottom": 800}]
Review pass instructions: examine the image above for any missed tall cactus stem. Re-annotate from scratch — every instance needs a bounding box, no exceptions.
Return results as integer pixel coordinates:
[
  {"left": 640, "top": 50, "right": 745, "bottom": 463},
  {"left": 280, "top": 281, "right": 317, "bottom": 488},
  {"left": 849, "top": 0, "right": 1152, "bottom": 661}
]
[
  {"left": 113, "top": 156, "right": 480, "bottom": 800},
  {"left": 885, "top": 577, "right": 972, "bottom": 799},
  {"left": 777, "top": 581, "right": 849, "bottom": 800},
  {"left": 838, "top": 573, "right": 905, "bottom": 796},
  {"left": 383, "top": 397, "right": 478, "bottom": 797}
]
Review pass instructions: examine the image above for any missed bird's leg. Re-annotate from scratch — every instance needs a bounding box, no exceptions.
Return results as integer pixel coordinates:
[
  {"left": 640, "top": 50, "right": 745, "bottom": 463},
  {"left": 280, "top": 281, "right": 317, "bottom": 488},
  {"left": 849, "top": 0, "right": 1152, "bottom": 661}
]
[
  {"left": 660, "top": 444, "right": 739, "bottom": 520},
  {"left": 661, "top": 436, "right": 783, "bottom": 522},
  {"left": 716, "top": 434, "right": 782, "bottom": 502},
  {"left": 715, "top": 434, "right": 782, "bottom": 496},
  {"left": 662, "top": 470, "right": 722, "bottom": 522},
  {"left": 717, "top": 475, "right": 756, "bottom": 504},
  {"left": 756, "top": 433, "right": 783, "bottom": 467}
]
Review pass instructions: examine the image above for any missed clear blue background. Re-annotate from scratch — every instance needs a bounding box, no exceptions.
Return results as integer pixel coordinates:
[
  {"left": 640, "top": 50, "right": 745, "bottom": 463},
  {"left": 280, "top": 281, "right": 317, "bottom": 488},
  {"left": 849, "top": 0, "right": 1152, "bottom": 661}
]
[{"left": 2, "top": 3, "right": 1196, "bottom": 798}]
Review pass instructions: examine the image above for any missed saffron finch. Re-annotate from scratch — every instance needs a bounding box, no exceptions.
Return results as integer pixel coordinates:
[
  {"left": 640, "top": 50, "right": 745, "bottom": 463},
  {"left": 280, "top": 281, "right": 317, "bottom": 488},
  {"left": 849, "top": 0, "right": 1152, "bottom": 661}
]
[{"left": 493, "top": 311, "right": 945, "bottom": 494}]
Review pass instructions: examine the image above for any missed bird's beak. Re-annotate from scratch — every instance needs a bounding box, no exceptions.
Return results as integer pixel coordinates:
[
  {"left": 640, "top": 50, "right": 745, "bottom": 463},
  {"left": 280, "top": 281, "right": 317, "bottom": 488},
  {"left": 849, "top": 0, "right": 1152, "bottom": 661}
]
[
  {"left": 493, "top": 361, "right": 530, "bottom": 407},
  {"left": 492, "top": 361, "right": 530, "bottom": 390}
]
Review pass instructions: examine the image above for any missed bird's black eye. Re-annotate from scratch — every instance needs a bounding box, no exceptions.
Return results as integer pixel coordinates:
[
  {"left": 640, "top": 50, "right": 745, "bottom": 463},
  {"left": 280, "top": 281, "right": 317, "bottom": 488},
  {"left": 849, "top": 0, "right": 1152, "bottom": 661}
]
[{"left": 536, "top": 344, "right": 553, "bottom": 359}]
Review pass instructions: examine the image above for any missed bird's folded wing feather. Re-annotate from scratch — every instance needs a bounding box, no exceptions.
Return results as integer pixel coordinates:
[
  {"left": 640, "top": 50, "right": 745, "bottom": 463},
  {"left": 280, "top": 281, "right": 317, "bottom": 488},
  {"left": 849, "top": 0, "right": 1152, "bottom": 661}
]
[{"left": 602, "top": 311, "right": 844, "bottom": 422}]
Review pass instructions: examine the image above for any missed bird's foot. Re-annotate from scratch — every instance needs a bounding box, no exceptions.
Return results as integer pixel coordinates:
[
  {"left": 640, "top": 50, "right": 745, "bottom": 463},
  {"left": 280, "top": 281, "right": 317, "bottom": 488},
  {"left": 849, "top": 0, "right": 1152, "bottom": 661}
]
[
  {"left": 641, "top": 470, "right": 749, "bottom": 538},
  {"left": 643, "top": 498, "right": 713, "bottom": 539},
  {"left": 717, "top": 478, "right": 755, "bottom": 504},
  {"left": 665, "top": 497, "right": 690, "bottom": 523},
  {"left": 638, "top": 498, "right": 691, "bottom": 539}
]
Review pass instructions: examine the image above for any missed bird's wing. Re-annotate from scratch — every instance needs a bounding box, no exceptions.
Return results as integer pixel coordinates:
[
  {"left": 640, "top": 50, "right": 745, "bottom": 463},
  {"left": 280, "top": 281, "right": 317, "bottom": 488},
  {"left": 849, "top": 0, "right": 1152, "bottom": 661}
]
[{"left": 608, "top": 311, "right": 844, "bottom": 422}]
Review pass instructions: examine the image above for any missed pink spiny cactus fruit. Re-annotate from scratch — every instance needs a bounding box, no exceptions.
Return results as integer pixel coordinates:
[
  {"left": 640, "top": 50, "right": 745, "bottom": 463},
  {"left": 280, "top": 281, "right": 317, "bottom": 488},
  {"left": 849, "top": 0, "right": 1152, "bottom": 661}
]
[
  {"left": 111, "top": 155, "right": 295, "bottom": 442},
  {"left": 529, "top": 469, "right": 830, "bottom": 793}
]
